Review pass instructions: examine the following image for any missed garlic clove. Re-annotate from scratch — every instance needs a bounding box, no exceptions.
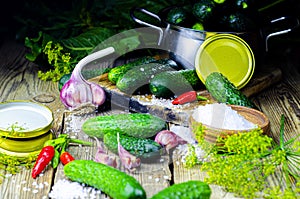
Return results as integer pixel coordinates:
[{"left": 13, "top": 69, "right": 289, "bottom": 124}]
[{"left": 117, "top": 133, "right": 141, "bottom": 172}]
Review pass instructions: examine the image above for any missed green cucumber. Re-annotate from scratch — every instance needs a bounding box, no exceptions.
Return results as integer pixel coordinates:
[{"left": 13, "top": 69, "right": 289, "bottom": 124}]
[
  {"left": 205, "top": 72, "right": 256, "bottom": 108},
  {"left": 108, "top": 56, "right": 156, "bottom": 84},
  {"left": 58, "top": 73, "right": 71, "bottom": 91},
  {"left": 82, "top": 113, "right": 167, "bottom": 139},
  {"left": 103, "top": 132, "right": 162, "bottom": 158},
  {"left": 149, "top": 69, "right": 204, "bottom": 98},
  {"left": 151, "top": 180, "right": 211, "bottom": 199},
  {"left": 192, "top": 0, "right": 216, "bottom": 22},
  {"left": 116, "top": 59, "right": 178, "bottom": 95},
  {"left": 166, "top": 7, "right": 189, "bottom": 25},
  {"left": 64, "top": 160, "right": 146, "bottom": 199}
]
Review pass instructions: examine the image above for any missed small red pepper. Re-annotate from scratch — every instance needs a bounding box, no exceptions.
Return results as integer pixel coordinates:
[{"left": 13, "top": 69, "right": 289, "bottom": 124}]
[
  {"left": 172, "top": 91, "right": 208, "bottom": 105},
  {"left": 60, "top": 151, "right": 75, "bottom": 165},
  {"left": 32, "top": 145, "right": 55, "bottom": 179}
]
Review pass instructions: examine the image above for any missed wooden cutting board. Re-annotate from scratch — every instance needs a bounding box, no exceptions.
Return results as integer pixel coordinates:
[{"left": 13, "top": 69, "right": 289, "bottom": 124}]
[{"left": 90, "top": 66, "right": 282, "bottom": 126}]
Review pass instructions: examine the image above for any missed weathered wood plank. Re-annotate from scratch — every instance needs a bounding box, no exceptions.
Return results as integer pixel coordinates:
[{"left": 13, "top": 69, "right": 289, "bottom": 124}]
[{"left": 0, "top": 40, "right": 65, "bottom": 199}]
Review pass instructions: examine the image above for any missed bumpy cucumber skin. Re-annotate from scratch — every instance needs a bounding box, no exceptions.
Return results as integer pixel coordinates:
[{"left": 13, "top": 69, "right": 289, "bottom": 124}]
[
  {"left": 108, "top": 56, "right": 156, "bottom": 84},
  {"left": 167, "top": 7, "right": 188, "bottom": 25},
  {"left": 205, "top": 72, "right": 256, "bottom": 108},
  {"left": 103, "top": 132, "right": 162, "bottom": 158},
  {"left": 64, "top": 160, "right": 146, "bottom": 199},
  {"left": 116, "top": 60, "right": 177, "bottom": 94},
  {"left": 149, "top": 69, "right": 204, "bottom": 98},
  {"left": 82, "top": 113, "right": 167, "bottom": 139},
  {"left": 151, "top": 180, "right": 211, "bottom": 199}
]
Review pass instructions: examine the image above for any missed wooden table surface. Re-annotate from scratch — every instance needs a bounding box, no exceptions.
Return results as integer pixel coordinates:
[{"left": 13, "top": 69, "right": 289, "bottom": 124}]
[{"left": 0, "top": 39, "right": 299, "bottom": 199}]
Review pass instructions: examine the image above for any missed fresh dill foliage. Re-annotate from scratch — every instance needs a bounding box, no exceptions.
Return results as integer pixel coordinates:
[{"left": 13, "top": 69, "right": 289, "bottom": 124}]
[
  {"left": 37, "top": 41, "right": 72, "bottom": 81},
  {"left": 185, "top": 115, "right": 300, "bottom": 198},
  {"left": 0, "top": 153, "right": 37, "bottom": 184}
]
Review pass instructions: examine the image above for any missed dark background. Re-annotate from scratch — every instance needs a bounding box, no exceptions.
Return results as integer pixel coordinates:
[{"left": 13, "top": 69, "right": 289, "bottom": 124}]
[
  {"left": 1, "top": 0, "right": 300, "bottom": 69},
  {"left": 1, "top": 0, "right": 300, "bottom": 40}
]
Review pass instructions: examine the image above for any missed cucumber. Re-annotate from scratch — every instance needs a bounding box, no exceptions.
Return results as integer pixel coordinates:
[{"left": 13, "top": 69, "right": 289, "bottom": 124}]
[
  {"left": 192, "top": 0, "right": 216, "bottom": 22},
  {"left": 205, "top": 72, "right": 256, "bottom": 108},
  {"left": 166, "top": 7, "right": 189, "bottom": 25},
  {"left": 151, "top": 180, "right": 211, "bottom": 199},
  {"left": 64, "top": 160, "right": 146, "bottom": 199},
  {"left": 149, "top": 69, "right": 204, "bottom": 98},
  {"left": 116, "top": 59, "right": 178, "bottom": 95},
  {"left": 103, "top": 132, "right": 162, "bottom": 158},
  {"left": 220, "top": 11, "right": 256, "bottom": 32},
  {"left": 108, "top": 56, "right": 156, "bottom": 84},
  {"left": 82, "top": 113, "right": 167, "bottom": 139},
  {"left": 58, "top": 73, "right": 71, "bottom": 91}
]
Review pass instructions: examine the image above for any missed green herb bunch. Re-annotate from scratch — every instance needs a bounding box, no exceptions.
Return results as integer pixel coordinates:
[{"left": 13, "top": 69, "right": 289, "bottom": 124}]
[
  {"left": 0, "top": 153, "right": 37, "bottom": 184},
  {"left": 186, "top": 115, "right": 300, "bottom": 198},
  {"left": 15, "top": 0, "right": 189, "bottom": 81}
]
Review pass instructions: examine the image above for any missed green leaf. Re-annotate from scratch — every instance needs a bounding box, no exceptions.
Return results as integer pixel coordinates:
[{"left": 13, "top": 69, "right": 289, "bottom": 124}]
[
  {"left": 24, "top": 32, "right": 43, "bottom": 61},
  {"left": 61, "top": 27, "right": 116, "bottom": 52}
]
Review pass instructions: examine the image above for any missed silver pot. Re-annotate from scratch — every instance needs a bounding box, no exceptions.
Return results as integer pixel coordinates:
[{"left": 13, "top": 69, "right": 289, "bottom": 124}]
[{"left": 131, "top": 6, "right": 299, "bottom": 69}]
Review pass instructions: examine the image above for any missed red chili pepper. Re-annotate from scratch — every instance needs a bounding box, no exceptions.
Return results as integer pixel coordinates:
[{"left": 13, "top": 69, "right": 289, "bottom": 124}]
[
  {"left": 32, "top": 145, "right": 55, "bottom": 179},
  {"left": 172, "top": 91, "right": 208, "bottom": 105},
  {"left": 60, "top": 151, "right": 75, "bottom": 165}
]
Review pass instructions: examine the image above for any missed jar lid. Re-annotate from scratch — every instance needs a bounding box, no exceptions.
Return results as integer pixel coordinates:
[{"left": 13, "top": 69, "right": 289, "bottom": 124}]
[
  {"left": 194, "top": 34, "right": 255, "bottom": 89},
  {"left": 0, "top": 101, "right": 54, "bottom": 138},
  {"left": 0, "top": 130, "right": 54, "bottom": 156}
]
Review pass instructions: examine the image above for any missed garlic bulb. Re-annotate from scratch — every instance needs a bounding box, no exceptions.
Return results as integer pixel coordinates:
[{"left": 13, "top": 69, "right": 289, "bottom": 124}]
[{"left": 60, "top": 47, "right": 115, "bottom": 109}]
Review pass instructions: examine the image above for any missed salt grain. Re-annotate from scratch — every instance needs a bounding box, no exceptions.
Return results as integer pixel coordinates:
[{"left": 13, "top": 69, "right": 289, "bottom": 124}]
[{"left": 32, "top": 189, "right": 39, "bottom": 194}]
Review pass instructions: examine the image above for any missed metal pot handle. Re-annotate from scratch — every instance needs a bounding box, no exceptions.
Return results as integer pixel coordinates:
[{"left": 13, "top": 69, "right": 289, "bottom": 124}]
[
  {"left": 265, "top": 16, "right": 299, "bottom": 51},
  {"left": 130, "top": 7, "right": 164, "bottom": 45}
]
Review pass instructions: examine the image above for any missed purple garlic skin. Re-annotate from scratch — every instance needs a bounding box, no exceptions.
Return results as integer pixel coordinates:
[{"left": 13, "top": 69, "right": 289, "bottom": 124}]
[
  {"left": 94, "top": 137, "right": 117, "bottom": 168},
  {"left": 155, "top": 130, "right": 187, "bottom": 153},
  {"left": 60, "top": 74, "right": 106, "bottom": 109},
  {"left": 117, "top": 133, "right": 141, "bottom": 172},
  {"left": 60, "top": 47, "right": 115, "bottom": 109}
]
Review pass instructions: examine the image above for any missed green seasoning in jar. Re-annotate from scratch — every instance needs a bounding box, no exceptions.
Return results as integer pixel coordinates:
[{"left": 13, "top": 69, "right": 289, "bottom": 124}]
[{"left": 0, "top": 100, "right": 54, "bottom": 156}]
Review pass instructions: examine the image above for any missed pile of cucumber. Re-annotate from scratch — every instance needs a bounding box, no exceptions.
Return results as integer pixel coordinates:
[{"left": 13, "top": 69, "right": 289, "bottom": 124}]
[
  {"left": 108, "top": 56, "right": 204, "bottom": 98},
  {"left": 82, "top": 112, "right": 166, "bottom": 158},
  {"left": 166, "top": 0, "right": 259, "bottom": 32},
  {"left": 107, "top": 55, "right": 256, "bottom": 108},
  {"left": 78, "top": 112, "right": 212, "bottom": 198}
]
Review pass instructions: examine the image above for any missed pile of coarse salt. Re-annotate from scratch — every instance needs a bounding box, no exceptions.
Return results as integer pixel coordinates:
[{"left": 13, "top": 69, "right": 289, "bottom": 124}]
[
  {"left": 48, "top": 179, "right": 103, "bottom": 199},
  {"left": 191, "top": 103, "right": 257, "bottom": 130}
]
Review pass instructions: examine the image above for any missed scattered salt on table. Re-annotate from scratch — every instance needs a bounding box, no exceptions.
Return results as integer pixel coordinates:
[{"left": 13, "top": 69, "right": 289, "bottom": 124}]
[{"left": 48, "top": 179, "right": 101, "bottom": 199}]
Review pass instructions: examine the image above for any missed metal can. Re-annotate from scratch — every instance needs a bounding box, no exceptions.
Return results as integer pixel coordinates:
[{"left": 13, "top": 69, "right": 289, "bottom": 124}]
[
  {"left": 194, "top": 34, "right": 255, "bottom": 89},
  {"left": 0, "top": 100, "right": 54, "bottom": 156}
]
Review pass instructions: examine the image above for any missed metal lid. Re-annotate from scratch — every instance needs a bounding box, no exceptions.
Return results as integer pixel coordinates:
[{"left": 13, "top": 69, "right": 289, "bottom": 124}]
[
  {"left": 0, "top": 130, "right": 53, "bottom": 155},
  {"left": 0, "top": 101, "right": 54, "bottom": 138},
  {"left": 194, "top": 34, "right": 255, "bottom": 89}
]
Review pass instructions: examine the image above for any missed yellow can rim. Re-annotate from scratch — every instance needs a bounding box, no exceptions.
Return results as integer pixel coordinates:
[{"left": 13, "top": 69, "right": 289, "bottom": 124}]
[
  {"left": 195, "top": 33, "right": 255, "bottom": 89},
  {"left": 0, "top": 130, "right": 54, "bottom": 153}
]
